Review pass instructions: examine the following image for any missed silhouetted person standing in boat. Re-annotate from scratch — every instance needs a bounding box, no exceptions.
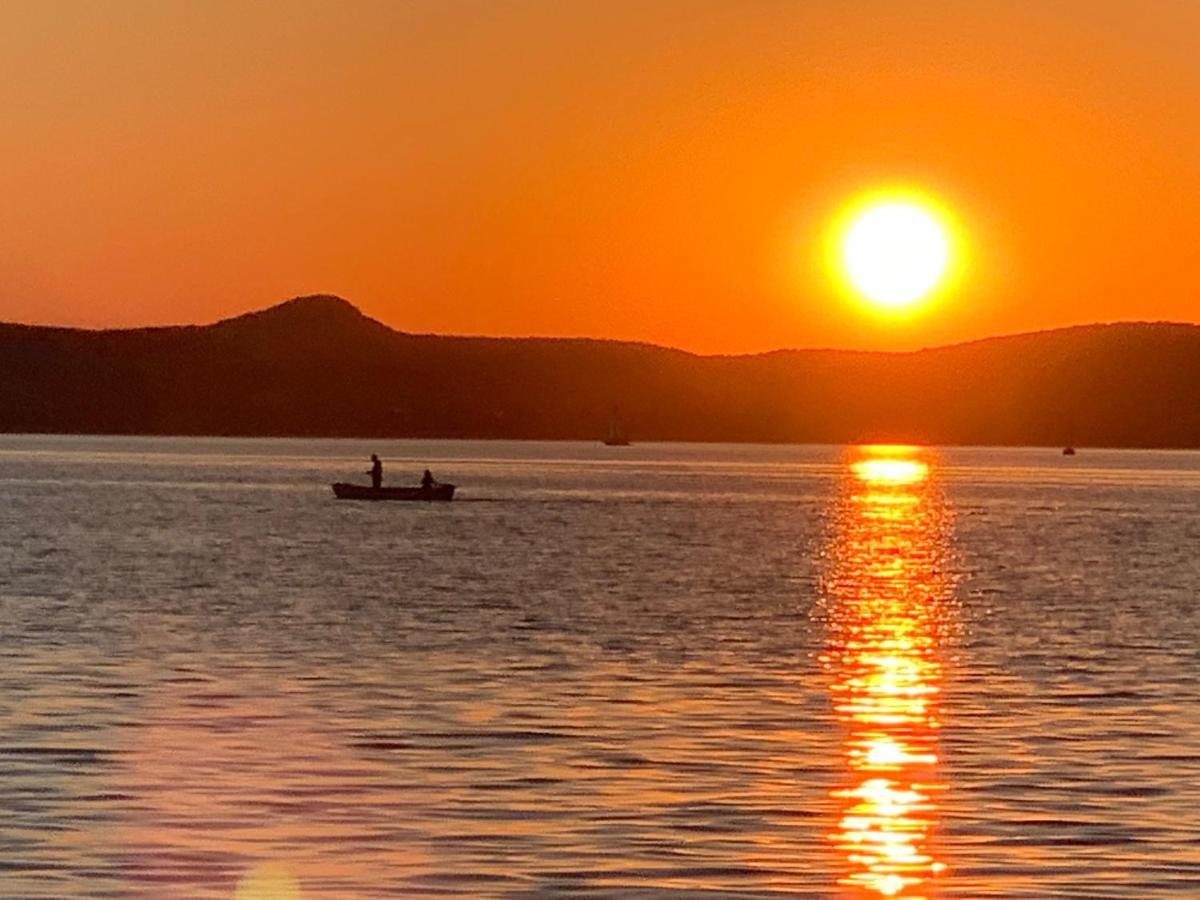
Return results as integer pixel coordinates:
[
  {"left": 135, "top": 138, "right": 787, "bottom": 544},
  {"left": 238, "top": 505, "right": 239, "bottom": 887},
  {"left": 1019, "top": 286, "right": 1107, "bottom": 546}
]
[
  {"left": 368, "top": 454, "right": 383, "bottom": 490},
  {"left": 421, "top": 469, "right": 435, "bottom": 491}
]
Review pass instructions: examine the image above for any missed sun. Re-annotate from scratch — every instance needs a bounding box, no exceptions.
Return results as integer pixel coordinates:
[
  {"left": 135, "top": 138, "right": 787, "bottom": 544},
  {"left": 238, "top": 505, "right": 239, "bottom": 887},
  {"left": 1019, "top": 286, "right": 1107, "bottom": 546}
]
[{"left": 828, "top": 191, "right": 959, "bottom": 314}]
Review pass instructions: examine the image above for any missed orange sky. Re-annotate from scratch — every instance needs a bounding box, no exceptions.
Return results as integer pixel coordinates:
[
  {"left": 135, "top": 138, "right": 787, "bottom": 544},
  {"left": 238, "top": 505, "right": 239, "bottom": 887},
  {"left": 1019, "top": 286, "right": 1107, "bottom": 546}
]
[{"left": 2, "top": 1, "right": 1198, "bottom": 353}]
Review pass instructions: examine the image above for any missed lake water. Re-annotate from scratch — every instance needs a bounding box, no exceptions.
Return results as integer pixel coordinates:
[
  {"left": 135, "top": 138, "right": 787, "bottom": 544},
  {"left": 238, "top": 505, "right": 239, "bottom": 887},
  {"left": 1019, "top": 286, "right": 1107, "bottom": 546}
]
[{"left": 2, "top": 436, "right": 1199, "bottom": 898}]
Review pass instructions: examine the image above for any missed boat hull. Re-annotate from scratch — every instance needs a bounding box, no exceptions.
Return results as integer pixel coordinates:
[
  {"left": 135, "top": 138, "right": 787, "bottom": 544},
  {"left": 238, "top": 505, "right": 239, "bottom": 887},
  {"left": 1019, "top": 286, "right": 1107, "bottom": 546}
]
[{"left": 331, "top": 482, "right": 455, "bottom": 501}]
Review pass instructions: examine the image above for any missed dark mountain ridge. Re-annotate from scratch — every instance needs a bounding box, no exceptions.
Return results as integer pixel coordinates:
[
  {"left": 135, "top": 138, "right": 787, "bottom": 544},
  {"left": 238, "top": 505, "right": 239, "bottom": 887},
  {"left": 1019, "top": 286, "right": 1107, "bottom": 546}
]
[{"left": 2, "top": 295, "right": 1199, "bottom": 447}]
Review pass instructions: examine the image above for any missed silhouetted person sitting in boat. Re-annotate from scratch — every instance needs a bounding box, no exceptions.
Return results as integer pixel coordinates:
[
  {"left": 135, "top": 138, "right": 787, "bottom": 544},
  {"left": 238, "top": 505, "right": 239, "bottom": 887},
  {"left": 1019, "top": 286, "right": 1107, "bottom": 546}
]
[
  {"left": 368, "top": 454, "right": 383, "bottom": 490},
  {"left": 421, "top": 469, "right": 436, "bottom": 491}
]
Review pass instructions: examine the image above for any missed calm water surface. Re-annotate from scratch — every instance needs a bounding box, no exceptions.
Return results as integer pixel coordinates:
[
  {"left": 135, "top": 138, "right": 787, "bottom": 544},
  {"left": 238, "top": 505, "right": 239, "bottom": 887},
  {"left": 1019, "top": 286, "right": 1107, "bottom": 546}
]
[{"left": 1, "top": 437, "right": 1199, "bottom": 898}]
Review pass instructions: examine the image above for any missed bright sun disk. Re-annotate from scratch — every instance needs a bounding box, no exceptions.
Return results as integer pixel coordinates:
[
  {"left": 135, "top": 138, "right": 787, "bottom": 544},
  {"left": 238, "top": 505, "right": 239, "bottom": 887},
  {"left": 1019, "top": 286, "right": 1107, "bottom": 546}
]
[{"left": 841, "top": 200, "right": 950, "bottom": 309}]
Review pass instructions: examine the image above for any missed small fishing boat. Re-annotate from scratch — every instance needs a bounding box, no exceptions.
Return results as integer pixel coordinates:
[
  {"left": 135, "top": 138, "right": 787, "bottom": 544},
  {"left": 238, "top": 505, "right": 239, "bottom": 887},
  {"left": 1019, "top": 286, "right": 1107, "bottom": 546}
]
[{"left": 331, "top": 482, "right": 455, "bottom": 501}]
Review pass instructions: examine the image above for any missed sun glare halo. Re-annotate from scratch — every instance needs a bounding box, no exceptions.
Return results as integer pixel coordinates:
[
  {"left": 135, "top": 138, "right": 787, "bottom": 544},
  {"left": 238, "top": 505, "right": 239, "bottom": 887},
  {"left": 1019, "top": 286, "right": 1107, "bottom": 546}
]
[{"left": 828, "top": 191, "right": 960, "bottom": 316}]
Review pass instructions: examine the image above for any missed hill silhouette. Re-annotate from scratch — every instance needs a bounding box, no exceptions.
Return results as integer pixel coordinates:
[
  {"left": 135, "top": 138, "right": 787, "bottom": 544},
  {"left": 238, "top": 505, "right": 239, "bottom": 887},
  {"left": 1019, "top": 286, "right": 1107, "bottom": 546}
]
[{"left": 2, "top": 295, "right": 1200, "bottom": 447}]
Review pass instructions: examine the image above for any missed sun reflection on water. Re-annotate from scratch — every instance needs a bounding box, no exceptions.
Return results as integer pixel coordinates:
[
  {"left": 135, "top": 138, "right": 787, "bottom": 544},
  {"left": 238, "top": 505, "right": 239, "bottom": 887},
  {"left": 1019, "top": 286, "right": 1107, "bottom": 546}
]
[
  {"left": 234, "top": 862, "right": 302, "bottom": 899},
  {"left": 821, "top": 445, "right": 955, "bottom": 898}
]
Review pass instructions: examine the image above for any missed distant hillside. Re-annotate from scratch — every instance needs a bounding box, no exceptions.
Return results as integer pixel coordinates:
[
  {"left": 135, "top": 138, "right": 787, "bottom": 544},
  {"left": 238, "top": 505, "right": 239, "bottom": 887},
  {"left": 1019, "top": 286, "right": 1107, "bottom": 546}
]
[{"left": 2, "top": 295, "right": 1200, "bottom": 447}]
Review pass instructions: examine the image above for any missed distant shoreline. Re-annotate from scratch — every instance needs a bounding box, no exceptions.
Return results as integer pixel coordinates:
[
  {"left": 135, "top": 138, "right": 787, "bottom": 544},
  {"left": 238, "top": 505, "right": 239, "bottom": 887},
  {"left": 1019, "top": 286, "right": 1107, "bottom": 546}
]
[
  {"left": 6, "top": 432, "right": 1200, "bottom": 454},
  {"left": 4, "top": 295, "right": 1200, "bottom": 449}
]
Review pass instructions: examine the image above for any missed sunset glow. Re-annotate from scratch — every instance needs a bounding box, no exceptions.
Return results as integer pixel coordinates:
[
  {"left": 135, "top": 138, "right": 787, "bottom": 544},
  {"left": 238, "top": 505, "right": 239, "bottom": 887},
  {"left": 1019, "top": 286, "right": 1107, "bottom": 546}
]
[{"left": 2, "top": 4, "right": 1199, "bottom": 352}]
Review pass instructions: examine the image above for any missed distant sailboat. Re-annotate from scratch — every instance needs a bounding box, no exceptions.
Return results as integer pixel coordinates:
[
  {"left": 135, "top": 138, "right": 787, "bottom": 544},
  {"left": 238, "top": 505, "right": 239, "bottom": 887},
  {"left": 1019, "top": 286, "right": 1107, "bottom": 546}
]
[{"left": 603, "top": 406, "right": 630, "bottom": 446}]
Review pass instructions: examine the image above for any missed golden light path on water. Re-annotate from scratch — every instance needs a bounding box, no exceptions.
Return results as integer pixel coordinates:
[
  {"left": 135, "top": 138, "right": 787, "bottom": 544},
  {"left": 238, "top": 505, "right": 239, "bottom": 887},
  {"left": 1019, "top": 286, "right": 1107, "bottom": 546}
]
[
  {"left": 234, "top": 862, "right": 301, "bottom": 899},
  {"left": 821, "top": 446, "right": 956, "bottom": 898}
]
